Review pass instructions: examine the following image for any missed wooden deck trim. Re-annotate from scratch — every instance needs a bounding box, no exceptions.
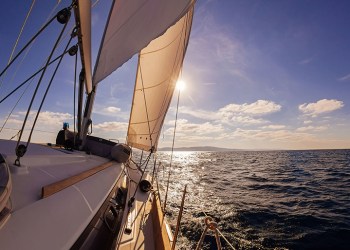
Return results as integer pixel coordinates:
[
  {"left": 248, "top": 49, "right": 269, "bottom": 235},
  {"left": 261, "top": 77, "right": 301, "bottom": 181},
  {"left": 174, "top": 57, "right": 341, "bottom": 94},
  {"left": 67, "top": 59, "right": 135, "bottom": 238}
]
[
  {"left": 41, "top": 161, "right": 114, "bottom": 198},
  {"left": 152, "top": 193, "right": 172, "bottom": 250}
]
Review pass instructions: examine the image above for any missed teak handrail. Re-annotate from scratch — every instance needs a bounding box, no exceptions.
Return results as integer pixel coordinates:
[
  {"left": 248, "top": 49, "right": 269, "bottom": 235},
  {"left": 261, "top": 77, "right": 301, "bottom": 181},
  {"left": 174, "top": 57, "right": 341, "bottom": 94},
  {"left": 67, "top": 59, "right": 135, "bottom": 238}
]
[{"left": 41, "top": 161, "right": 114, "bottom": 198}]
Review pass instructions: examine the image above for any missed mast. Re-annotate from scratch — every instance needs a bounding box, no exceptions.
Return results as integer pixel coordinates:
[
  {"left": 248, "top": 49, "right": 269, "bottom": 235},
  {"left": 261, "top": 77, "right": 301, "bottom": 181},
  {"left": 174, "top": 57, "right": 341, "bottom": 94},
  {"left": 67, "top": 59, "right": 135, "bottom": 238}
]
[
  {"left": 79, "top": 0, "right": 116, "bottom": 147},
  {"left": 73, "top": 0, "right": 94, "bottom": 144}
]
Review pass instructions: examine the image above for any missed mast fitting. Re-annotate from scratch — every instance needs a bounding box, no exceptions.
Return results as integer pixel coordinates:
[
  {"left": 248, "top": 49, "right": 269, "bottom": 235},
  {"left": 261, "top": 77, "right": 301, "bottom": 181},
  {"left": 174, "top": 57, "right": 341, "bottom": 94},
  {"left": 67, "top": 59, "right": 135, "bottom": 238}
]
[{"left": 57, "top": 8, "right": 71, "bottom": 24}]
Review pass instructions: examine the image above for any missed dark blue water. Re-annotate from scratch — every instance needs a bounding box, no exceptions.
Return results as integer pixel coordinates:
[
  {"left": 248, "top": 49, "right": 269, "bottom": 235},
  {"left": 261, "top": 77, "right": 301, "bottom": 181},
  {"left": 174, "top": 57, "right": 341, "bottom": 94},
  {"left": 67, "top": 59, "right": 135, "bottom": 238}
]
[{"left": 153, "top": 150, "right": 350, "bottom": 249}]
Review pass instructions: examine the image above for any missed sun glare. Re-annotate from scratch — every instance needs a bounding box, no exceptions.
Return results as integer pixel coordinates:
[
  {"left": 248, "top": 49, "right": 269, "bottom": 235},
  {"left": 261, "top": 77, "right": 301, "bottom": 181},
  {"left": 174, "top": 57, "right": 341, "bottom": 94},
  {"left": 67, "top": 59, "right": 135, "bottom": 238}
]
[{"left": 176, "top": 80, "right": 186, "bottom": 91}]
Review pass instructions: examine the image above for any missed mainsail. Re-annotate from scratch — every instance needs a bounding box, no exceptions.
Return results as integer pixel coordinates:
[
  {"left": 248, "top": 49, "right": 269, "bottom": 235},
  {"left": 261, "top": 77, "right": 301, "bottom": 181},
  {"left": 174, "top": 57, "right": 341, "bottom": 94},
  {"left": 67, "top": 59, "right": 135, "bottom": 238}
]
[
  {"left": 127, "top": 7, "right": 194, "bottom": 152},
  {"left": 93, "top": 0, "right": 194, "bottom": 85}
]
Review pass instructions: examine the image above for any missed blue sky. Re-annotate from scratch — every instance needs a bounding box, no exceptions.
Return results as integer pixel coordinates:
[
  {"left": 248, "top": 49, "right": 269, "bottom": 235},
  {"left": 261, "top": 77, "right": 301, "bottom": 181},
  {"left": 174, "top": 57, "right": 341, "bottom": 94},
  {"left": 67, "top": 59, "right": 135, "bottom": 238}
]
[{"left": 0, "top": 0, "right": 349, "bottom": 150}]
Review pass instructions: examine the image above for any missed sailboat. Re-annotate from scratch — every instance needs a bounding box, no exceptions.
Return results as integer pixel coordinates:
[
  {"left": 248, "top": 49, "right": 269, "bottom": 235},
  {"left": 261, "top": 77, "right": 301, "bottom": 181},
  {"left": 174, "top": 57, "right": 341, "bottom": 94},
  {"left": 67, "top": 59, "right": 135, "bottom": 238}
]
[{"left": 0, "top": 0, "right": 195, "bottom": 249}]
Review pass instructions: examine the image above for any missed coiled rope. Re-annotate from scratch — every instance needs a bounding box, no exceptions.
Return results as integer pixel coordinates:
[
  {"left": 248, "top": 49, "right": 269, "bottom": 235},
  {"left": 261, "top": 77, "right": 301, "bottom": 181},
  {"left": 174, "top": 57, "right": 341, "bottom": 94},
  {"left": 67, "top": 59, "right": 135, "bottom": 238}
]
[{"left": 197, "top": 212, "right": 236, "bottom": 250}]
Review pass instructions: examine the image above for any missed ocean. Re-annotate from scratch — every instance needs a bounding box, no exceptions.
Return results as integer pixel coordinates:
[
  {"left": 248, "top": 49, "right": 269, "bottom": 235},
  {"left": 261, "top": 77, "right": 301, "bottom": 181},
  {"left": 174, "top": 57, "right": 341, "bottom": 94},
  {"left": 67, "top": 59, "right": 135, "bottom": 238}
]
[{"left": 148, "top": 150, "right": 350, "bottom": 249}]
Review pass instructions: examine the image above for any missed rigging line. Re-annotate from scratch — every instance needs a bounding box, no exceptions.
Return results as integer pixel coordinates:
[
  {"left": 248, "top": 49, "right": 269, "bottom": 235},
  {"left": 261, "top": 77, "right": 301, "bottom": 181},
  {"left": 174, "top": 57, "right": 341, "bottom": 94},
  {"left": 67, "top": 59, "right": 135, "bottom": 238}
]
[
  {"left": 8, "top": 0, "right": 36, "bottom": 65},
  {"left": 91, "top": 0, "right": 101, "bottom": 8},
  {"left": 1, "top": 0, "right": 63, "bottom": 94},
  {"left": 163, "top": 86, "right": 181, "bottom": 211},
  {"left": 15, "top": 12, "right": 71, "bottom": 152},
  {"left": 27, "top": 33, "right": 74, "bottom": 145},
  {"left": 73, "top": 47, "right": 78, "bottom": 145},
  {"left": 151, "top": 153, "right": 157, "bottom": 183},
  {"left": 0, "top": 49, "right": 71, "bottom": 104},
  {"left": 160, "top": 12, "right": 193, "bottom": 195},
  {"left": 0, "top": 11, "right": 59, "bottom": 80},
  {"left": 129, "top": 151, "right": 152, "bottom": 201},
  {"left": 216, "top": 229, "right": 236, "bottom": 250},
  {"left": 0, "top": 0, "right": 36, "bottom": 91},
  {"left": 0, "top": 77, "right": 35, "bottom": 134},
  {"left": 138, "top": 58, "right": 154, "bottom": 151},
  {"left": 10, "top": 130, "right": 21, "bottom": 141}
]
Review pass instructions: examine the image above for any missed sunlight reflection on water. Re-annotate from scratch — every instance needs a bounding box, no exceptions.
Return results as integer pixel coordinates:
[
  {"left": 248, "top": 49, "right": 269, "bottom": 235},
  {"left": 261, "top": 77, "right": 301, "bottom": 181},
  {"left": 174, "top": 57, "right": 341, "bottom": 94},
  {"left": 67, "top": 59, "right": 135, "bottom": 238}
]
[{"left": 134, "top": 149, "right": 350, "bottom": 249}]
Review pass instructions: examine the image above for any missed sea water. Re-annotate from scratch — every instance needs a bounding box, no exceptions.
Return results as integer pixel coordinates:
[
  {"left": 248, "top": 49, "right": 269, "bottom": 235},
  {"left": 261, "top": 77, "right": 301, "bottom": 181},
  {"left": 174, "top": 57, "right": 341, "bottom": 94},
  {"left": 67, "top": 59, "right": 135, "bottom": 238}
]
[{"left": 149, "top": 150, "right": 350, "bottom": 249}]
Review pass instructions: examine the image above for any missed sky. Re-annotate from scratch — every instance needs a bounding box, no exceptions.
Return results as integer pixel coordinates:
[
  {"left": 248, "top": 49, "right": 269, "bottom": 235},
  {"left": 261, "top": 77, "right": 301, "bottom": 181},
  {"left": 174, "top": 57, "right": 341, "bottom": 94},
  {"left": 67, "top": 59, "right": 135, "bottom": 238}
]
[{"left": 0, "top": 0, "right": 349, "bottom": 150}]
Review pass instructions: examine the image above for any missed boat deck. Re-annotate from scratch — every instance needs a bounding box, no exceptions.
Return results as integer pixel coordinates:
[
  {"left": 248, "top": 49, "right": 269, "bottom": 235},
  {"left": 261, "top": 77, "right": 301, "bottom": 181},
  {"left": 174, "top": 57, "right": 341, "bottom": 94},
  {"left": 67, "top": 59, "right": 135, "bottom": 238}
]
[{"left": 0, "top": 139, "right": 124, "bottom": 250}]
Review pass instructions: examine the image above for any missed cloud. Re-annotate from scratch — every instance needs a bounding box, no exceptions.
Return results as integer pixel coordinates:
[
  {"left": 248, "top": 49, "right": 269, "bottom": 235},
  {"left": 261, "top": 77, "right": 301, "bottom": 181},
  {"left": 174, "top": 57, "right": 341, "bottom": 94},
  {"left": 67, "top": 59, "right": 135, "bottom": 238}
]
[
  {"left": 299, "top": 99, "right": 344, "bottom": 117},
  {"left": 338, "top": 73, "right": 350, "bottom": 82},
  {"left": 92, "top": 105, "right": 129, "bottom": 119},
  {"left": 231, "top": 116, "right": 268, "bottom": 125},
  {"left": 94, "top": 121, "right": 128, "bottom": 131},
  {"left": 178, "top": 100, "right": 281, "bottom": 126},
  {"left": 233, "top": 128, "right": 313, "bottom": 142},
  {"left": 165, "top": 119, "right": 224, "bottom": 135},
  {"left": 14, "top": 111, "right": 73, "bottom": 126},
  {"left": 262, "top": 124, "right": 286, "bottom": 130},
  {"left": 105, "top": 106, "right": 121, "bottom": 113},
  {"left": 299, "top": 57, "right": 313, "bottom": 65},
  {"left": 303, "top": 120, "right": 312, "bottom": 124},
  {"left": 296, "top": 125, "right": 328, "bottom": 132},
  {"left": 178, "top": 106, "right": 218, "bottom": 120},
  {"left": 219, "top": 100, "right": 281, "bottom": 116}
]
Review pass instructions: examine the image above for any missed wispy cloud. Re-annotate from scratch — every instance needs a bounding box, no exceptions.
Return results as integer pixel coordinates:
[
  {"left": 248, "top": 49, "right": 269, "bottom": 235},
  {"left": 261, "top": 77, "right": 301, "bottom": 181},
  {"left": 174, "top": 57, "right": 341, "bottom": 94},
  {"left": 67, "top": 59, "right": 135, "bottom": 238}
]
[
  {"left": 104, "top": 106, "right": 121, "bottom": 113},
  {"left": 262, "top": 124, "right": 286, "bottom": 130},
  {"left": 185, "top": 4, "right": 251, "bottom": 83},
  {"left": 15, "top": 111, "right": 73, "bottom": 126},
  {"left": 233, "top": 128, "right": 313, "bottom": 142},
  {"left": 299, "top": 57, "right": 313, "bottom": 65},
  {"left": 178, "top": 106, "right": 218, "bottom": 120},
  {"left": 296, "top": 125, "right": 328, "bottom": 132},
  {"left": 303, "top": 120, "right": 312, "bottom": 124},
  {"left": 165, "top": 119, "right": 224, "bottom": 135},
  {"left": 338, "top": 73, "right": 350, "bottom": 82},
  {"left": 299, "top": 99, "right": 344, "bottom": 117},
  {"left": 93, "top": 105, "right": 129, "bottom": 119},
  {"left": 94, "top": 121, "right": 128, "bottom": 131},
  {"left": 231, "top": 116, "right": 268, "bottom": 125}
]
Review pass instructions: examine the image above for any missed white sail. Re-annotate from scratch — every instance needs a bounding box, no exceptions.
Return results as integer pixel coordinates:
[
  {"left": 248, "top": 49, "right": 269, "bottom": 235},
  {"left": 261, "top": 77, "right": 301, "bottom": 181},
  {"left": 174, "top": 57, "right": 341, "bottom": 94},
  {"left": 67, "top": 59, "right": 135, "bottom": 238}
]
[
  {"left": 127, "top": 7, "right": 194, "bottom": 152},
  {"left": 93, "top": 0, "right": 194, "bottom": 85},
  {"left": 75, "top": 0, "right": 92, "bottom": 94}
]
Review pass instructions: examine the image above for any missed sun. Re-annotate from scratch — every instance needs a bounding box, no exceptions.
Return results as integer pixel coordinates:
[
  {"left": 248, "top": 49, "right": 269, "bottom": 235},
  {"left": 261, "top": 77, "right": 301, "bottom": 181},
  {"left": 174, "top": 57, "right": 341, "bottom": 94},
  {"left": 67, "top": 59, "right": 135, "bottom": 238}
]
[{"left": 176, "top": 80, "right": 186, "bottom": 91}]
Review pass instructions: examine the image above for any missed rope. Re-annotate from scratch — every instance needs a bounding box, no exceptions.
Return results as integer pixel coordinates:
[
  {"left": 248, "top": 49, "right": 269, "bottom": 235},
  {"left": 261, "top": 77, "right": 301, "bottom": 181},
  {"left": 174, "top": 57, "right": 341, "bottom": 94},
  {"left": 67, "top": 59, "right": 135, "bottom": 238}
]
[
  {"left": 9, "top": 130, "right": 21, "bottom": 140},
  {"left": 217, "top": 228, "right": 236, "bottom": 250},
  {"left": 199, "top": 211, "right": 236, "bottom": 250},
  {"left": 127, "top": 151, "right": 152, "bottom": 208}
]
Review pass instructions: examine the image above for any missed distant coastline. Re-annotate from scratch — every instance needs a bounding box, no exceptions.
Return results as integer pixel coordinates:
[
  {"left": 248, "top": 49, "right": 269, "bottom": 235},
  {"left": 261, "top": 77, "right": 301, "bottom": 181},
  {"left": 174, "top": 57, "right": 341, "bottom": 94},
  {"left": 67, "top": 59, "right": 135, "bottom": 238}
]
[
  {"left": 157, "top": 147, "right": 350, "bottom": 152},
  {"left": 158, "top": 146, "right": 239, "bottom": 152}
]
